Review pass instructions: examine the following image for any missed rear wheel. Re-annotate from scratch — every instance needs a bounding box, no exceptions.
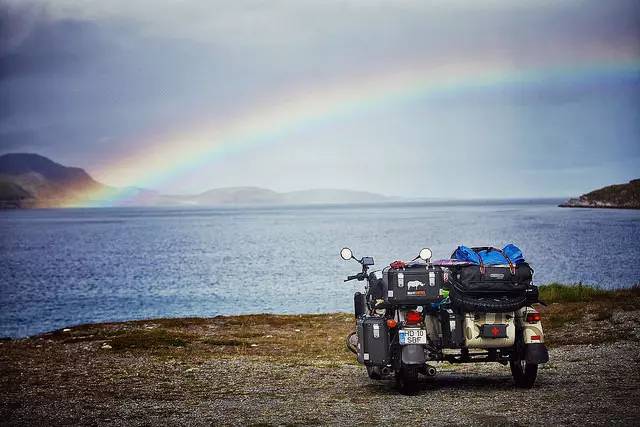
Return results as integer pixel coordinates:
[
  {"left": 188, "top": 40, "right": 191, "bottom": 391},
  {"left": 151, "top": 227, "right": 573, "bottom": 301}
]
[
  {"left": 510, "top": 359, "right": 538, "bottom": 388},
  {"left": 396, "top": 364, "right": 419, "bottom": 394}
]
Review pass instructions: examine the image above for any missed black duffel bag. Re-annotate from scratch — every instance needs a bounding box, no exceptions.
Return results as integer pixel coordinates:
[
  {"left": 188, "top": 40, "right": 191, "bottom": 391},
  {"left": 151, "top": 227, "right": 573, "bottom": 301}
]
[
  {"left": 447, "top": 246, "right": 534, "bottom": 312},
  {"left": 452, "top": 263, "right": 533, "bottom": 293}
]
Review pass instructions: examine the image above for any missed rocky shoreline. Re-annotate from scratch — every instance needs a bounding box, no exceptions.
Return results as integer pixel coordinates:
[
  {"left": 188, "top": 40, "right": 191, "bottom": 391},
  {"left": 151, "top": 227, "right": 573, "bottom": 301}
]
[
  {"left": 559, "top": 199, "right": 640, "bottom": 209},
  {"left": 2, "top": 293, "right": 639, "bottom": 426},
  {"left": 559, "top": 179, "right": 640, "bottom": 209}
]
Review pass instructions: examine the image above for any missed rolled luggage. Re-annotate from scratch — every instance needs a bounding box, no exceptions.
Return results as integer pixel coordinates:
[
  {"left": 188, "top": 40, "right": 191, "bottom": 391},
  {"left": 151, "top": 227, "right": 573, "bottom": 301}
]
[{"left": 447, "top": 245, "right": 536, "bottom": 313}]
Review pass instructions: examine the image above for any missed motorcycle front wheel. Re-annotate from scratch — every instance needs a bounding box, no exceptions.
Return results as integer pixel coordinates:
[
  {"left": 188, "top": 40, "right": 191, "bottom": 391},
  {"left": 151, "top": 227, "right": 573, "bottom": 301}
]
[{"left": 510, "top": 359, "right": 538, "bottom": 388}]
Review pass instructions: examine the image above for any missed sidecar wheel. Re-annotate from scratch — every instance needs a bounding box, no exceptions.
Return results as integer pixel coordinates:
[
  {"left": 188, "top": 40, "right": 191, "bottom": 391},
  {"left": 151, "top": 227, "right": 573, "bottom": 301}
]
[
  {"left": 510, "top": 359, "right": 538, "bottom": 388},
  {"left": 396, "top": 365, "right": 419, "bottom": 394}
]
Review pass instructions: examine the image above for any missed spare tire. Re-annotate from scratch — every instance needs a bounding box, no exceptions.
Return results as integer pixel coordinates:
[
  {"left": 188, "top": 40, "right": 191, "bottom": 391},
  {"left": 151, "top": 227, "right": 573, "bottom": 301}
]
[{"left": 449, "top": 287, "right": 526, "bottom": 313}]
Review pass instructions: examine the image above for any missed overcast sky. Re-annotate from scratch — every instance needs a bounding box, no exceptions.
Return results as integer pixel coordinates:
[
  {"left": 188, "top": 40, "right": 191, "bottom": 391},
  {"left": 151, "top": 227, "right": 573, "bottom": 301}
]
[{"left": 1, "top": 0, "right": 639, "bottom": 198}]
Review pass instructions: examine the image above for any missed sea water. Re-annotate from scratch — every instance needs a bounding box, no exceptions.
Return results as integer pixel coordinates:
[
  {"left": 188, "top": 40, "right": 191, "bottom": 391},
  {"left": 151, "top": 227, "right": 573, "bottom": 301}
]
[{"left": 1, "top": 200, "right": 639, "bottom": 337}]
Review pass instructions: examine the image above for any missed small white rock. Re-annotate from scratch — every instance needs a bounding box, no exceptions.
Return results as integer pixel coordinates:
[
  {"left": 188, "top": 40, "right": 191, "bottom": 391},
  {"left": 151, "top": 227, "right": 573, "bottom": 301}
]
[
  {"left": 101, "top": 344, "right": 112, "bottom": 349},
  {"left": 63, "top": 328, "right": 71, "bottom": 332},
  {"left": 250, "top": 344, "right": 258, "bottom": 347},
  {"left": 294, "top": 329, "right": 301, "bottom": 332}
]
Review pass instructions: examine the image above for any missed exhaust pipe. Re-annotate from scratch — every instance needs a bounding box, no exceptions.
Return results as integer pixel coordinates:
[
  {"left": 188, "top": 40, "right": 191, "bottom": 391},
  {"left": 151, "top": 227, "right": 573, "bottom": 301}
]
[{"left": 425, "top": 365, "right": 437, "bottom": 376}]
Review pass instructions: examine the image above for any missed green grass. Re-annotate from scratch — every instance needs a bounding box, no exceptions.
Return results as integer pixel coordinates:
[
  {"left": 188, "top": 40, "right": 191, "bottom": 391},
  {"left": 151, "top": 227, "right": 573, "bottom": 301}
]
[
  {"left": 30, "top": 289, "right": 638, "bottom": 353},
  {"left": 538, "top": 283, "right": 639, "bottom": 304},
  {"left": 202, "top": 338, "right": 245, "bottom": 347},
  {"left": 108, "top": 329, "right": 191, "bottom": 351},
  {"left": 537, "top": 283, "right": 640, "bottom": 341}
]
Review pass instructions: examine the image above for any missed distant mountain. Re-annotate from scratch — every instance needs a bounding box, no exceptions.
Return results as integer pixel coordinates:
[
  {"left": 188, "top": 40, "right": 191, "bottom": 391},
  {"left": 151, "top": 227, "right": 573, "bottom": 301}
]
[
  {"left": 281, "top": 189, "right": 387, "bottom": 205},
  {"left": 559, "top": 179, "right": 640, "bottom": 209},
  {"left": 186, "top": 187, "right": 387, "bottom": 206},
  {"left": 0, "top": 153, "right": 390, "bottom": 208},
  {"left": 0, "top": 153, "right": 109, "bottom": 207},
  {"left": 192, "top": 187, "right": 282, "bottom": 205}
]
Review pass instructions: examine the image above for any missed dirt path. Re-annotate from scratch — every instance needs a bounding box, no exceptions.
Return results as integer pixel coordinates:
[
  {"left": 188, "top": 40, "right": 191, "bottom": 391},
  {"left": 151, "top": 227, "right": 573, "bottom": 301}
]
[{"left": 1, "top": 306, "right": 639, "bottom": 426}]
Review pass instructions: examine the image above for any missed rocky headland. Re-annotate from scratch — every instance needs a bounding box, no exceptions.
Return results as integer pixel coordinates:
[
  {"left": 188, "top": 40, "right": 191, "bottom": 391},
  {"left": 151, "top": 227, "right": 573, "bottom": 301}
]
[{"left": 560, "top": 179, "right": 640, "bottom": 209}]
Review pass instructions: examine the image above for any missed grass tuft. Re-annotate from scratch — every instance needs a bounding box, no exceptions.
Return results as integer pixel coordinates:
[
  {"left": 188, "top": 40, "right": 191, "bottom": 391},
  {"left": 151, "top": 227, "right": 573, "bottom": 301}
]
[
  {"left": 538, "top": 283, "right": 638, "bottom": 303},
  {"left": 108, "top": 329, "right": 190, "bottom": 351},
  {"left": 202, "top": 338, "right": 245, "bottom": 347}
]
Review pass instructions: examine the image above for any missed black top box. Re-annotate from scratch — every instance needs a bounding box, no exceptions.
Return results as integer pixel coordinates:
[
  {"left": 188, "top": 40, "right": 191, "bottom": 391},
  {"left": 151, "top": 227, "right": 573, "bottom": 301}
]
[{"left": 382, "top": 265, "right": 445, "bottom": 305}]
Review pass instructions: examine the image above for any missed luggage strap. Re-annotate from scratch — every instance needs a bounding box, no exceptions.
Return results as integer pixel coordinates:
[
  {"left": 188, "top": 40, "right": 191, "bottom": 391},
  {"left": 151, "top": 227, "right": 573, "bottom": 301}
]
[{"left": 474, "top": 247, "right": 516, "bottom": 275}]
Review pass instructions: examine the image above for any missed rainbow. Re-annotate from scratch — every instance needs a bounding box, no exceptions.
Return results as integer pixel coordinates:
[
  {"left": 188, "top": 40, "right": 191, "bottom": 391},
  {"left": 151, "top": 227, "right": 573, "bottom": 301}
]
[{"left": 67, "top": 54, "right": 640, "bottom": 207}]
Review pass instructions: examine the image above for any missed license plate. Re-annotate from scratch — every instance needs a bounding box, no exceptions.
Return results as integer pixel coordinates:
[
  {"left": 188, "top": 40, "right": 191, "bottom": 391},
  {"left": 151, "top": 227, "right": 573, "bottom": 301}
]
[
  {"left": 399, "top": 328, "right": 427, "bottom": 345},
  {"left": 480, "top": 324, "right": 508, "bottom": 338}
]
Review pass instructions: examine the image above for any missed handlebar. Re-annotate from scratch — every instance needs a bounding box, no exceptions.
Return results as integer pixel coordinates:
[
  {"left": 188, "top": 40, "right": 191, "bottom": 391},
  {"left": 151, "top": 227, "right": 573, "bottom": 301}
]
[{"left": 344, "top": 272, "right": 366, "bottom": 282}]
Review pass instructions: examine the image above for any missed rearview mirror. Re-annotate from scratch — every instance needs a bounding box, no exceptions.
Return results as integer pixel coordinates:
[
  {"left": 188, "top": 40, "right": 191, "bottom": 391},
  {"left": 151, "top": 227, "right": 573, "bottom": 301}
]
[
  {"left": 419, "top": 248, "right": 433, "bottom": 261},
  {"left": 340, "top": 247, "right": 353, "bottom": 260}
]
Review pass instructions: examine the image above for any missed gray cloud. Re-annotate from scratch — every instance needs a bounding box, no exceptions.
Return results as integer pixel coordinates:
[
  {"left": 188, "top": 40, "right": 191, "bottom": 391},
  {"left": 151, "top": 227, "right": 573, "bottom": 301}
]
[{"left": 1, "top": 0, "right": 639, "bottom": 197}]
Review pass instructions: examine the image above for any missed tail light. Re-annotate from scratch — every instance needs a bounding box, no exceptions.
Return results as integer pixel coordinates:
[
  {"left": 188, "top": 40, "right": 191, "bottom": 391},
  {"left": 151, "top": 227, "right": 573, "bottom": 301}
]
[
  {"left": 530, "top": 335, "right": 541, "bottom": 341},
  {"left": 526, "top": 313, "right": 541, "bottom": 323},
  {"left": 405, "top": 310, "right": 423, "bottom": 325},
  {"left": 386, "top": 319, "right": 398, "bottom": 329}
]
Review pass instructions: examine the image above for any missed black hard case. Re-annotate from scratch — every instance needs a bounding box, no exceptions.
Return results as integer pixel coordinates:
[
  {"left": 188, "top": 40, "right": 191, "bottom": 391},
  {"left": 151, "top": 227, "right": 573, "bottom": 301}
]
[
  {"left": 382, "top": 265, "right": 445, "bottom": 305},
  {"left": 356, "top": 316, "right": 390, "bottom": 366}
]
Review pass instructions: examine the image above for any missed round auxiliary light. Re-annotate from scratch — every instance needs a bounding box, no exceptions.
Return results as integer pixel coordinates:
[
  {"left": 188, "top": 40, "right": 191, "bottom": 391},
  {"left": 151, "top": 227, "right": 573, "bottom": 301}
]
[
  {"left": 419, "top": 247, "right": 433, "bottom": 261},
  {"left": 340, "top": 247, "right": 353, "bottom": 260}
]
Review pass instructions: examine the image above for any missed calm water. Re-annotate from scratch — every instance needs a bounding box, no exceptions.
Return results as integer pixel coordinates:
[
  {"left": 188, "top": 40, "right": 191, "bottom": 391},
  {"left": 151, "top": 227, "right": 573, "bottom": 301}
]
[{"left": 1, "top": 200, "right": 639, "bottom": 337}]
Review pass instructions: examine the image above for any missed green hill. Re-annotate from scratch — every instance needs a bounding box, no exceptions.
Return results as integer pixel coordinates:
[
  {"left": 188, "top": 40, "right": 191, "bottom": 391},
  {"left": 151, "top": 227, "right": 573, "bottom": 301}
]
[
  {"left": 560, "top": 179, "right": 640, "bottom": 209},
  {"left": 0, "top": 153, "right": 107, "bottom": 208},
  {"left": 0, "top": 181, "right": 34, "bottom": 208}
]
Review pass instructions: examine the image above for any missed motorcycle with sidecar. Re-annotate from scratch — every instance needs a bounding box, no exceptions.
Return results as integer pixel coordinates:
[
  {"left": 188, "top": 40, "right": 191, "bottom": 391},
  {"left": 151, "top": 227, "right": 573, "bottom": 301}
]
[{"left": 340, "top": 246, "right": 549, "bottom": 394}]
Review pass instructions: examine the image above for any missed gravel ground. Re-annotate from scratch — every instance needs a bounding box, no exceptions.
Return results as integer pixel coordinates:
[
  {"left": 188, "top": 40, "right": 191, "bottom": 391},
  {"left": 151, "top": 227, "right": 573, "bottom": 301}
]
[{"left": 1, "top": 310, "right": 639, "bottom": 426}]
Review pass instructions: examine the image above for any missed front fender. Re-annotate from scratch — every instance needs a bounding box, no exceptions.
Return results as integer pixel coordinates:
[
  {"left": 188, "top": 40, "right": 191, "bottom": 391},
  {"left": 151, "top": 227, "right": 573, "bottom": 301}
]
[{"left": 401, "top": 345, "right": 425, "bottom": 365}]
